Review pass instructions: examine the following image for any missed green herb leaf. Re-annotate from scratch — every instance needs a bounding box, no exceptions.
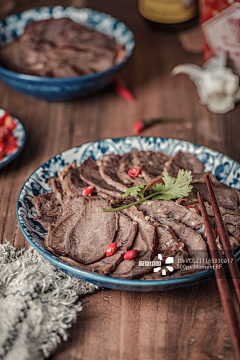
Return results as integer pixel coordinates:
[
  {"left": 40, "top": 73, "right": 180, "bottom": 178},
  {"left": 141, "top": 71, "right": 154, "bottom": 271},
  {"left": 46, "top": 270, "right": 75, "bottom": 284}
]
[
  {"left": 103, "top": 170, "right": 193, "bottom": 212},
  {"left": 150, "top": 170, "right": 193, "bottom": 200},
  {"left": 122, "top": 184, "right": 148, "bottom": 199}
]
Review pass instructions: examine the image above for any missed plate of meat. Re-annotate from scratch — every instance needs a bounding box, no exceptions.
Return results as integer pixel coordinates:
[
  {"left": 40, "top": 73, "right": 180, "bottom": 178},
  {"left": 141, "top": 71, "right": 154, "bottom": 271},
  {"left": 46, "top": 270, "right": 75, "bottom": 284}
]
[
  {"left": 17, "top": 137, "right": 240, "bottom": 291},
  {"left": 0, "top": 109, "right": 26, "bottom": 169},
  {"left": 0, "top": 7, "right": 135, "bottom": 101}
]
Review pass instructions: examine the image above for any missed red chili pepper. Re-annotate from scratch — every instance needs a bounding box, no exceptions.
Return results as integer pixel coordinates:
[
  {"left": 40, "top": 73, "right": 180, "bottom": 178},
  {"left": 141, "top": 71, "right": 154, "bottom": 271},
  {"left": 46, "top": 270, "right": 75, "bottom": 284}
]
[
  {"left": 124, "top": 249, "right": 139, "bottom": 260},
  {"left": 214, "top": 228, "right": 219, "bottom": 237},
  {"left": 106, "top": 242, "right": 117, "bottom": 257},
  {"left": 82, "top": 185, "right": 94, "bottom": 196},
  {"left": 133, "top": 121, "right": 145, "bottom": 134},
  {"left": 0, "top": 142, "right": 5, "bottom": 154},
  {"left": 113, "top": 77, "right": 135, "bottom": 102},
  {"left": 0, "top": 126, "right": 9, "bottom": 142},
  {"left": 186, "top": 206, "right": 200, "bottom": 215},
  {"left": 128, "top": 167, "right": 140, "bottom": 178},
  {"left": 5, "top": 143, "right": 18, "bottom": 154},
  {"left": 4, "top": 114, "right": 17, "bottom": 131},
  {"left": 0, "top": 111, "right": 9, "bottom": 126},
  {"left": 6, "top": 133, "right": 16, "bottom": 144}
]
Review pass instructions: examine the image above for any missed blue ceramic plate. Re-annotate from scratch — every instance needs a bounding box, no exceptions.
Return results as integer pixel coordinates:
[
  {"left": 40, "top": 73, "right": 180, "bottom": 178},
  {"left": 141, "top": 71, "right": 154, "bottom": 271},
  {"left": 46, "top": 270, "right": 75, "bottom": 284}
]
[
  {"left": 0, "top": 109, "right": 26, "bottom": 169},
  {"left": 0, "top": 7, "right": 135, "bottom": 101},
  {"left": 17, "top": 137, "right": 240, "bottom": 291}
]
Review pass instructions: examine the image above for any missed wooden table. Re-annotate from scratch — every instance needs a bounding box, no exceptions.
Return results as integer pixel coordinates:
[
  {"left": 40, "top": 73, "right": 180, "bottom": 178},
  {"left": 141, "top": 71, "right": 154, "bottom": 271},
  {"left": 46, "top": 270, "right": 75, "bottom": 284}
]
[{"left": 0, "top": 1, "right": 239, "bottom": 359}]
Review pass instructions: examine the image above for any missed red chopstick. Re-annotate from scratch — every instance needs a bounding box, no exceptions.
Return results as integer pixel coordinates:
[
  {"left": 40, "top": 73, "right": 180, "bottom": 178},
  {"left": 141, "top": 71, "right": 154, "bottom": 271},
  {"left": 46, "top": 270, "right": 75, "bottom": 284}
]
[
  {"left": 197, "top": 190, "right": 240, "bottom": 360},
  {"left": 205, "top": 175, "right": 240, "bottom": 304}
]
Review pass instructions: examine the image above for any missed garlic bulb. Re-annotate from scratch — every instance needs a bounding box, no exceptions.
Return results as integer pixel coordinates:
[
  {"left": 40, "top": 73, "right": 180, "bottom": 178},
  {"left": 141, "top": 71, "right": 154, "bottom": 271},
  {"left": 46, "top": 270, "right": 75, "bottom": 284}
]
[{"left": 171, "top": 54, "right": 240, "bottom": 114}]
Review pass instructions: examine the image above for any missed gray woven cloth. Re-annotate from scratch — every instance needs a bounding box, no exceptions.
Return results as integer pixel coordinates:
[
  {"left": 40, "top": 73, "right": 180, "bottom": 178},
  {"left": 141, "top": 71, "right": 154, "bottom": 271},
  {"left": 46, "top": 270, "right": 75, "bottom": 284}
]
[{"left": 0, "top": 242, "right": 98, "bottom": 360}]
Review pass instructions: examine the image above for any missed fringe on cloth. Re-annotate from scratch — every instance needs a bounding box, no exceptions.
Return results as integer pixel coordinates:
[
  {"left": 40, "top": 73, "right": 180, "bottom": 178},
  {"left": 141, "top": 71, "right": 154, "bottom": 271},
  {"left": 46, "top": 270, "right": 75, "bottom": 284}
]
[{"left": 0, "top": 242, "right": 98, "bottom": 360}]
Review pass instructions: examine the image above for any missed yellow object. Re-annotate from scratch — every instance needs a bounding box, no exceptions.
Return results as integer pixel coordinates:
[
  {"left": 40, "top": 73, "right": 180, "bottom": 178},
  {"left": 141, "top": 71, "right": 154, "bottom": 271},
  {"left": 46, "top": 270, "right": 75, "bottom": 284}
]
[{"left": 138, "top": 0, "right": 198, "bottom": 24}]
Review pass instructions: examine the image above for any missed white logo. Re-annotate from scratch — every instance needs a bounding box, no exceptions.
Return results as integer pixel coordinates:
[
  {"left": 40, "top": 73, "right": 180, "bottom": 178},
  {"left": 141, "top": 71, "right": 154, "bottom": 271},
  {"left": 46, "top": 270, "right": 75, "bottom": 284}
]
[{"left": 153, "top": 254, "right": 174, "bottom": 276}]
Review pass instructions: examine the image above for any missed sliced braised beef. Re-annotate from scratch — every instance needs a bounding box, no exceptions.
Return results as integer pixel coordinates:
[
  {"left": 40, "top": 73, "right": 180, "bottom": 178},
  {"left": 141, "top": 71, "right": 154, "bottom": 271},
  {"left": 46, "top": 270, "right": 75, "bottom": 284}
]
[
  {"left": 58, "top": 162, "right": 88, "bottom": 198},
  {"left": 190, "top": 182, "right": 240, "bottom": 210},
  {"left": 197, "top": 202, "right": 240, "bottom": 250},
  {"left": 137, "top": 220, "right": 188, "bottom": 279},
  {"left": 96, "top": 154, "right": 129, "bottom": 192},
  {"left": 80, "top": 157, "right": 123, "bottom": 199},
  {"left": 139, "top": 201, "right": 208, "bottom": 260},
  {"left": 116, "top": 149, "right": 170, "bottom": 186},
  {"left": 167, "top": 151, "right": 204, "bottom": 176},
  {"left": 131, "top": 150, "right": 170, "bottom": 182},
  {"left": 110, "top": 207, "right": 157, "bottom": 279},
  {"left": 0, "top": 18, "right": 125, "bottom": 77},
  {"left": 59, "top": 213, "right": 137, "bottom": 275},
  {"left": 150, "top": 214, "right": 208, "bottom": 260},
  {"left": 32, "top": 192, "right": 63, "bottom": 217},
  {"left": 48, "top": 176, "right": 64, "bottom": 204},
  {"left": 46, "top": 198, "right": 117, "bottom": 264},
  {"left": 34, "top": 215, "right": 59, "bottom": 230},
  {"left": 138, "top": 200, "right": 206, "bottom": 237},
  {"left": 117, "top": 150, "right": 147, "bottom": 186}
]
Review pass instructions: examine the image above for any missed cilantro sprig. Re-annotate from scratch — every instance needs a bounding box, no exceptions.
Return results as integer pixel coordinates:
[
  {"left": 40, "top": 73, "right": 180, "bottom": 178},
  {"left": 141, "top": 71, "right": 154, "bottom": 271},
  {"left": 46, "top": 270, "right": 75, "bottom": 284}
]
[{"left": 103, "top": 170, "right": 193, "bottom": 212}]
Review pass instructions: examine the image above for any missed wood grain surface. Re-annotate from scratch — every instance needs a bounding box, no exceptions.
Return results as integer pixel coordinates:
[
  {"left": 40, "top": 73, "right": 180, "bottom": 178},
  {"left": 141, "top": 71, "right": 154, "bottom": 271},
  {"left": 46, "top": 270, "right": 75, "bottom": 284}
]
[{"left": 0, "top": 1, "right": 239, "bottom": 359}]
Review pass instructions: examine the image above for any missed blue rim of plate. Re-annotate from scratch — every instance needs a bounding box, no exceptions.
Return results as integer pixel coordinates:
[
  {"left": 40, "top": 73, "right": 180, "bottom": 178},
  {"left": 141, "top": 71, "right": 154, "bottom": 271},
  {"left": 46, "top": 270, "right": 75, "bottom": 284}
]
[
  {"left": 16, "top": 137, "right": 240, "bottom": 291},
  {"left": 0, "top": 6, "right": 135, "bottom": 82},
  {"left": 0, "top": 109, "right": 26, "bottom": 169}
]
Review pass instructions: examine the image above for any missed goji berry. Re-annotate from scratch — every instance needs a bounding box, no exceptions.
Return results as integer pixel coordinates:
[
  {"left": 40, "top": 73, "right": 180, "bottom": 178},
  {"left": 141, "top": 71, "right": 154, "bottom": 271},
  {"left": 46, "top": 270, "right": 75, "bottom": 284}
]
[
  {"left": 124, "top": 249, "right": 138, "bottom": 260},
  {"left": 128, "top": 167, "right": 140, "bottom": 177},
  {"left": 82, "top": 185, "right": 94, "bottom": 196},
  {"left": 106, "top": 242, "right": 117, "bottom": 257}
]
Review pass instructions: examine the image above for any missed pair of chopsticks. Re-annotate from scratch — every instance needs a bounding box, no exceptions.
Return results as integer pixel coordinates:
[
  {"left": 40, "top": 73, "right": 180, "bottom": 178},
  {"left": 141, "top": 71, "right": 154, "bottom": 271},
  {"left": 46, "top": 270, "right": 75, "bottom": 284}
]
[{"left": 197, "top": 175, "right": 240, "bottom": 360}]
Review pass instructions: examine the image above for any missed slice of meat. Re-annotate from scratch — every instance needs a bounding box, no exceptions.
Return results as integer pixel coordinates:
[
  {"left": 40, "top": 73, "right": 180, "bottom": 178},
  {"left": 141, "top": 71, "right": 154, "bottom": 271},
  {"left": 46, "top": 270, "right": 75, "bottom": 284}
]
[
  {"left": 58, "top": 162, "right": 87, "bottom": 198},
  {"left": 59, "top": 213, "right": 138, "bottom": 275},
  {"left": 110, "top": 207, "right": 157, "bottom": 279},
  {"left": 34, "top": 215, "right": 59, "bottom": 230},
  {"left": 48, "top": 176, "right": 65, "bottom": 204},
  {"left": 47, "top": 198, "right": 117, "bottom": 264},
  {"left": 138, "top": 200, "right": 206, "bottom": 237},
  {"left": 79, "top": 157, "right": 123, "bottom": 199},
  {"left": 117, "top": 150, "right": 147, "bottom": 186},
  {"left": 131, "top": 150, "right": 170, "bottom": 182},
  {"left": 135, "top": 219, "right": 188, "bottom": 279},
  {"left": 32, "top": 192, "right": 63, "bottom": 217},
  {"left": 167, "top": 151, "right": 204, "bottom": 176},
  {"left": 96, "top": 154, "right": 129, "bottom": 192},
  {"left": 150, "top": 214, "right": 208, "bottom": 260},
  {"left": 190, "top": 182, "right": 240, "bottom": 210}
]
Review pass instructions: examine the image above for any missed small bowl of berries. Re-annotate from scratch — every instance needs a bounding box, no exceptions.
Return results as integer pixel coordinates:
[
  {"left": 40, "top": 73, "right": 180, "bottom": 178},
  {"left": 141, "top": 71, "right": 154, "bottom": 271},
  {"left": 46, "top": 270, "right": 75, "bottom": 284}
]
[{"left": 0, "top": 109, "right": 26, "bottom": 169}]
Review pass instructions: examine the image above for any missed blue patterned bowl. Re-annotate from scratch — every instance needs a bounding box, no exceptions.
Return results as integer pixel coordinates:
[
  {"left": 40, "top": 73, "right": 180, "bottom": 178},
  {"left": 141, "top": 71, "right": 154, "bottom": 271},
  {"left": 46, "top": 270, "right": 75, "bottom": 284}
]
[
  {"left": 0, "top": 109, "right": 26, "bottom": 169},
  {"left": 17, "top": 137, "right": 240, "bottom": 291},
  {"left": 0, "top": 7, "right": 135, "bottom": 101}
]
